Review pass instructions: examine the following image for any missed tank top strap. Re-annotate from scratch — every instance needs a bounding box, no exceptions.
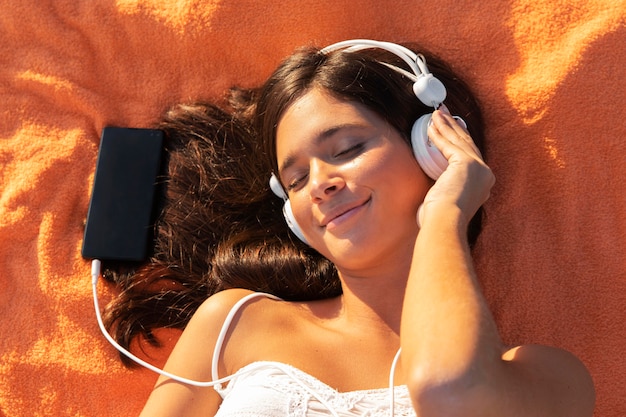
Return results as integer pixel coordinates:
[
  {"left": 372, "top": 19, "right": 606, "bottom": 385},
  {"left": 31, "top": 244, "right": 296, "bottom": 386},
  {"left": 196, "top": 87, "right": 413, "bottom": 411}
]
[{"left": 211, "top": 292, "right": 282, "bottom": 385}]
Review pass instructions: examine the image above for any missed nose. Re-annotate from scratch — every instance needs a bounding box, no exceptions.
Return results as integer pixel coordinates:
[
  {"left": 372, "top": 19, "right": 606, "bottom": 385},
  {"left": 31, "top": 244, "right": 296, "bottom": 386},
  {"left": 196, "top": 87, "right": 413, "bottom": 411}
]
[{"left": 308, "top": 159, "right": 345, "bottom": 202}]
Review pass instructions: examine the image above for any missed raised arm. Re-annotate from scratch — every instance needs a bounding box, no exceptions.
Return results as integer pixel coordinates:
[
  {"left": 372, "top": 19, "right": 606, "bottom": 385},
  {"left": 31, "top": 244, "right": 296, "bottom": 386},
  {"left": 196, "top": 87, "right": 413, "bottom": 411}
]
[{"left": 400, "top": 106, "right": 595, "bottom": 417}]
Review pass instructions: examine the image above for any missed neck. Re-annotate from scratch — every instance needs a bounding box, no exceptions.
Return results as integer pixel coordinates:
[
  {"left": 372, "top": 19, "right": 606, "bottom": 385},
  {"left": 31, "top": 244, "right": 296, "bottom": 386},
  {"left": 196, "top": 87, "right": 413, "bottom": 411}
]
[{"left": 336, "top": 249, "right": 413, "bottom": 335}]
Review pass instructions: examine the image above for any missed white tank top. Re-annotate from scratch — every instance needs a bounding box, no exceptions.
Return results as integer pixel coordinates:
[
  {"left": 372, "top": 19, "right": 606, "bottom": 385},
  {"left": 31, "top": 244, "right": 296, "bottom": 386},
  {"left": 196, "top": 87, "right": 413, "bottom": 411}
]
[{"left": 211, "top": 292, "right": 416, "bottom": 417}]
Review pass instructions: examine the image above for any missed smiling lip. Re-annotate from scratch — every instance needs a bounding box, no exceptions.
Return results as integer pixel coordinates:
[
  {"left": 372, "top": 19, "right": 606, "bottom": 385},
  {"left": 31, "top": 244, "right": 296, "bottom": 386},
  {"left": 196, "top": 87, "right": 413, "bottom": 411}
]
[{"left": 321, "top": 198, "right": 370, "bottom": 230}]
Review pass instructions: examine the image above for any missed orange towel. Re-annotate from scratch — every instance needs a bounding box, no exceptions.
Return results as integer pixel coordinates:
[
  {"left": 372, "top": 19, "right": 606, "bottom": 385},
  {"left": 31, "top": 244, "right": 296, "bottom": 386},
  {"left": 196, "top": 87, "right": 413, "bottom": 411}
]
[{"left": 1, "top": 1, "right": 624, "bottom": 415}]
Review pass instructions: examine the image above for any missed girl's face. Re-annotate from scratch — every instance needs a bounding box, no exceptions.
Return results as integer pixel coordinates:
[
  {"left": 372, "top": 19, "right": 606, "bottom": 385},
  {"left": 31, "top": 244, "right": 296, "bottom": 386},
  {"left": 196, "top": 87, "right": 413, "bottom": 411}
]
[{"left": 275, "top": 88, "right": 431, "bottom": 272}]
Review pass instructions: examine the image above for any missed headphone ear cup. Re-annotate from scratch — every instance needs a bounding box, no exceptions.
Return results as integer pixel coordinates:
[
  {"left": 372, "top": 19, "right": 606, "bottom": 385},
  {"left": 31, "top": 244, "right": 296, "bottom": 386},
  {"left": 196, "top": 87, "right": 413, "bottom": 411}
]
[
  {"left": 269, "top": 174, "right": 308, "bottom": 244},
  {"left": 269, "top": 173, "right": 287, "bottom": 199},
  {"left": 283, "top": 199, "right": 308, "bottom": 244},
  {"left": 411, "top": 114, "right": 448, "bottom": 180}
]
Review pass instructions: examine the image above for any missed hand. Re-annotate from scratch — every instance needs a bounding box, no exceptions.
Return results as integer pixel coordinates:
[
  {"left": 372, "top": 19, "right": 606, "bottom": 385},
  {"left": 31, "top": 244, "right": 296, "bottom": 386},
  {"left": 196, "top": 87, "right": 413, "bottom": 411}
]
[{"left": 418, "top": 105, "right": 495, "bottom": 227}]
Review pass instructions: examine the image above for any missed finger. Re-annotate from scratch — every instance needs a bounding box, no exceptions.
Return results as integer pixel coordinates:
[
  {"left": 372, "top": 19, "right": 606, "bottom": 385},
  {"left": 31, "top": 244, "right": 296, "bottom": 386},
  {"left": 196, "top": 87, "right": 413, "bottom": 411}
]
[
  {"left": 434, "top": 106, "right": 475, "bottom": 146},
  {"left": 440, "top": 104, "right": 470, "bottom": 134},
  {"left": 430, "top": 108, "right": 483, "bottom": 159},
  {"left": 428, "top": 112, "right": 475, "bottom": 155}
]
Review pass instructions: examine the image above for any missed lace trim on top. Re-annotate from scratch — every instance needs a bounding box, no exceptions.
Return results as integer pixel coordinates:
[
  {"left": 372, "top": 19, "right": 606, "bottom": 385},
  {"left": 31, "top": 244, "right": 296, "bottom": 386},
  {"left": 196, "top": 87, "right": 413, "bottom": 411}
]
[
  {"left": 211, "top": 293, "right": 415, "bottom": 416},
  {"left": 214, "top": 361, "right": 416, "bottom": 417}
]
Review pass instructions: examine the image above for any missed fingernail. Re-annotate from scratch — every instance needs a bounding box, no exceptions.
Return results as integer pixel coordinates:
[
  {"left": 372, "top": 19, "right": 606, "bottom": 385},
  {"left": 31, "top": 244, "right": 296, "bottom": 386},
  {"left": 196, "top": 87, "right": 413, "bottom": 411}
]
[{"left": 440, "top": 104, "right": 451, "bottom": 115}]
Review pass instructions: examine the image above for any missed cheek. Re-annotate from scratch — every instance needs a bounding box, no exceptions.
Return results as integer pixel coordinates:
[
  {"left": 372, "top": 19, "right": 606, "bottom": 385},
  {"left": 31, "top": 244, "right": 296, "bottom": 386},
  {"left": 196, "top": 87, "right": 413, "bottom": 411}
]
[
  {"left": 375, "top": 152, "right": 432, "bottom": 212},
  {"left": 370, "top": 144, "right": 427, "bottom": 182}
]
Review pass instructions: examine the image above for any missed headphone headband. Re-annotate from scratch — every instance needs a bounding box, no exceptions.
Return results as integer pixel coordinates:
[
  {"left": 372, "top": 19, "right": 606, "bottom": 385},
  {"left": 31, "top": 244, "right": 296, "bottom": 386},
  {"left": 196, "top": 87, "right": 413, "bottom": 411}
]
[
  {"left": 319, "top": 39, "right": 446, "bottom": 107},
  {"left": 321, "top": 39, "right": 423, "bottom": 75}
]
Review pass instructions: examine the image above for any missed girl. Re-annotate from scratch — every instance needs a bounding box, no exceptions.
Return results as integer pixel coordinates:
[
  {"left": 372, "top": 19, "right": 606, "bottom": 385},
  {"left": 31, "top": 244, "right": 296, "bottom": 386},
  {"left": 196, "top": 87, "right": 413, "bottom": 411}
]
[{"left": 131, "top": 40, "right": 595, "bottom": 416}]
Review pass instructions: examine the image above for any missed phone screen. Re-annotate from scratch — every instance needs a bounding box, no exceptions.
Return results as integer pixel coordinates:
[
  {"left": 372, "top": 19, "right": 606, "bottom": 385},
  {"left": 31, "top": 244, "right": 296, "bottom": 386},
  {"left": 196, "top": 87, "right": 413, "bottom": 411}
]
[{"left": 82, "top": 127, "right": 164, "bottom": 261}]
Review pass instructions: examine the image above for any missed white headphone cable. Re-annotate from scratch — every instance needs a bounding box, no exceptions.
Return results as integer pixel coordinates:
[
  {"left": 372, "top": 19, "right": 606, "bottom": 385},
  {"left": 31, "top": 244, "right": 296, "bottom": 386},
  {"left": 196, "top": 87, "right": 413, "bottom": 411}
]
[
  {"left": 91, "top": 259, "right": 236, "bottom": 387},
  {"left": 92, "top": 259, "right": 404, "bottom": 416},
  {"left": 91, "top": 259, "right": 343, "bottom": 416}
]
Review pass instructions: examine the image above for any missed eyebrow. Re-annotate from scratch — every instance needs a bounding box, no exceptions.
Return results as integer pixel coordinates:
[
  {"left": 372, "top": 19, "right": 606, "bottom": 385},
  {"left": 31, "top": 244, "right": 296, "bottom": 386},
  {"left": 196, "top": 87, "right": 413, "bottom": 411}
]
[{"left": 278, "top": 123, "right": 365, "bottom": 175}]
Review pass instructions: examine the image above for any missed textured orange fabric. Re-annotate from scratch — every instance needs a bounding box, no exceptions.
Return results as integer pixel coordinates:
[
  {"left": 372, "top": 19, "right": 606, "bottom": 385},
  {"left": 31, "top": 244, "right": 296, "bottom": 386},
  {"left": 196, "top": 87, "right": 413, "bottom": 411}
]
[{"left": 0, "top": 1, "right": 624, "bottom": 416}]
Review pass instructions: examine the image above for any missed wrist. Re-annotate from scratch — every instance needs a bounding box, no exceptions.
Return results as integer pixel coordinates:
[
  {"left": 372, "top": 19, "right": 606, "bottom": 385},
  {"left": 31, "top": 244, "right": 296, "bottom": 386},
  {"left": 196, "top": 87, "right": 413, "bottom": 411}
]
[{"left": 417, "top": 202, "right": 469, "bottom": 234}]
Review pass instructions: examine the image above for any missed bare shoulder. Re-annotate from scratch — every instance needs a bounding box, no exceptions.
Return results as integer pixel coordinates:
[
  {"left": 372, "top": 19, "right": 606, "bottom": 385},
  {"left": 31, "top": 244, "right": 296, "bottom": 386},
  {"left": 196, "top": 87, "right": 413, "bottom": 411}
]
[
  {"left": 194, "top": 289, "right": 309, "bottom": 373},
  {"left": 189, "top": 288, "right": 294, "bottom": 341},
  {"left": 138, "top": 289, "right": 274, "bottom": 417},
  {"left": 192, "top": 289, "right": 265, "bottom": 324},
  {"left": 187, "top": 289, "right": 280, "bottom": 342},
  {"left": 158, "top": 289, "right": 267, "bottom": 367}
]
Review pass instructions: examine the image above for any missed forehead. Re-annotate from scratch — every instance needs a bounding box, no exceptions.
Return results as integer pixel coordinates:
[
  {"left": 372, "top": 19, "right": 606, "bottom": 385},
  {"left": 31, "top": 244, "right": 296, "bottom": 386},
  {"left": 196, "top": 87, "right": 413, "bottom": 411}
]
[
  {"left": 275, "top": 88, "right": 384, "bottom": 170},
  {"left": 278, "top": 88, "right": 357, "bottom": 130}
]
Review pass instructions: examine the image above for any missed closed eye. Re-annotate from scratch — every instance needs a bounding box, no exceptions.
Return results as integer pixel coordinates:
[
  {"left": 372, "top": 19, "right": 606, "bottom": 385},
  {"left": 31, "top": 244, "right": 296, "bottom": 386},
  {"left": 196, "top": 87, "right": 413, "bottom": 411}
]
[
  {"left": 287, "top": 143, "right": 365, "bottom": 191},
  {"left": 334, "top": 142, "right": 365, "bottom": 159},
  {"left": 286, "top": 173, "right": 308, "bottom": 191}
]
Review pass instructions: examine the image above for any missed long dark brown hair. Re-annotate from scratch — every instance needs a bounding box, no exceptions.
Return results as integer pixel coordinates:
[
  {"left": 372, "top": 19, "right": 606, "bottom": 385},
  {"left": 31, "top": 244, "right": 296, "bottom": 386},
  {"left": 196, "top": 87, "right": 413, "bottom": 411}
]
[{"left": 101, "top": 103, "right": 339, "bottom": 365}]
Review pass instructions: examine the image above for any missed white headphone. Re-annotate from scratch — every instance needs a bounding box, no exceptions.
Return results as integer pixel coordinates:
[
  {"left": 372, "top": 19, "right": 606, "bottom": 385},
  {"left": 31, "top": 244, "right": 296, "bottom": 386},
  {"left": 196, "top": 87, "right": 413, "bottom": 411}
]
[{"left": 270, "top": 39, "right": 465, "bottom": 243}]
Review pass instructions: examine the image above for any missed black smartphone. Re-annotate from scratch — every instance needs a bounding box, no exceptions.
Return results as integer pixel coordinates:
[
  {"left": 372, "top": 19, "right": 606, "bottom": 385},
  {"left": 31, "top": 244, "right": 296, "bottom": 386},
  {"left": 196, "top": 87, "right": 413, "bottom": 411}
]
[{"left": 82, "top": 127, "right": 164, "bottom": 261}]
